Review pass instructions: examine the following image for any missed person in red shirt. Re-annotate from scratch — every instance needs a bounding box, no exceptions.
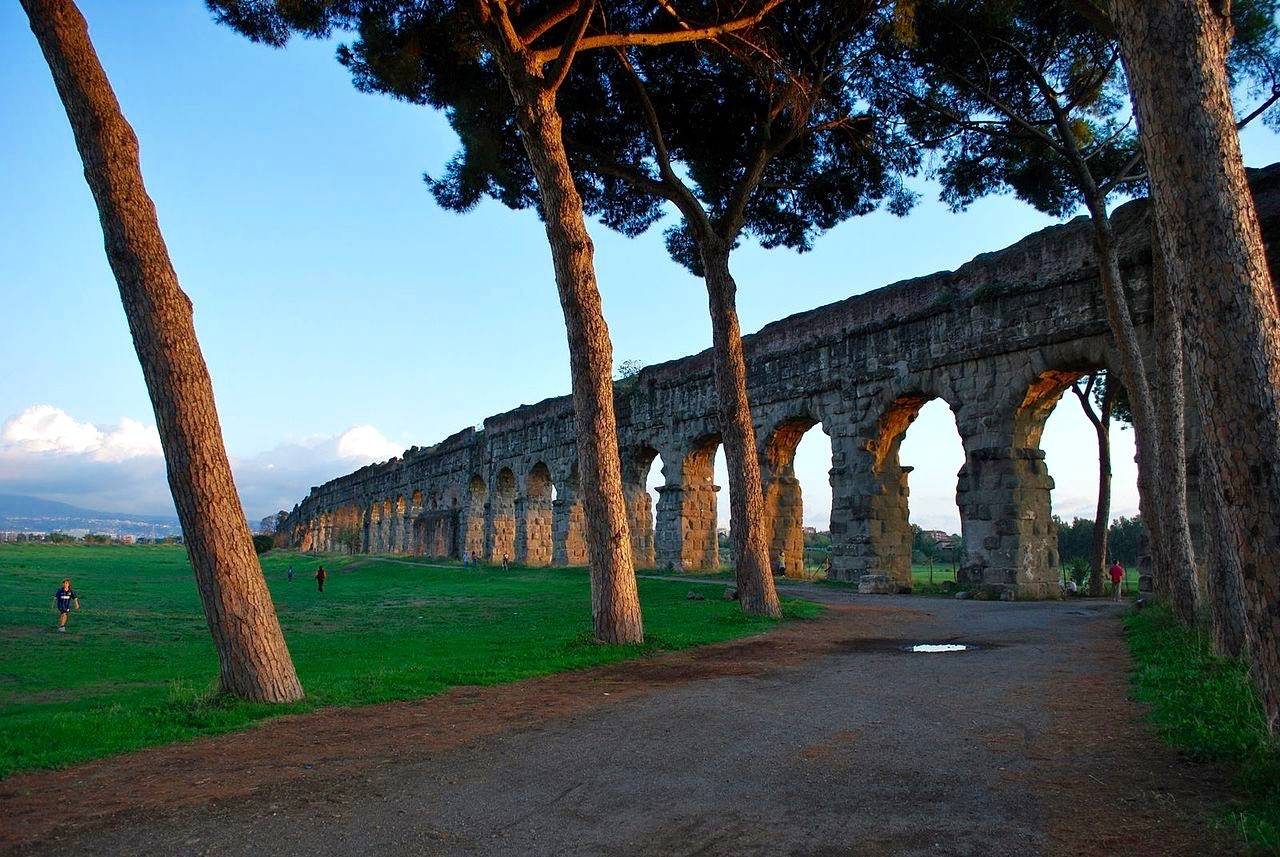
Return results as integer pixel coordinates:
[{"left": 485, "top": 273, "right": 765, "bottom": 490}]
[{"left": 1108, "top": 560, "right": 1125, "bottom": 602}]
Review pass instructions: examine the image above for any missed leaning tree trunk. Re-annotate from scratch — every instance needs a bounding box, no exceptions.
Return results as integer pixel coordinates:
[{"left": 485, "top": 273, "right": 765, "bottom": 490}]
[
  {"left": 22, "top": 0, "right": 303, "bottom": 702},
  {"left": 1084, "top": 205, "right": 1197, "bottom": 622},
  {"left": 487, "top": 53, "right": 644, "bottom": 644},
  {"left": 698, "top": 242, "right": 781, "bottom": 618},
  {"left": 1113, "top": 0, "right": 1280, "bottom": 735}
]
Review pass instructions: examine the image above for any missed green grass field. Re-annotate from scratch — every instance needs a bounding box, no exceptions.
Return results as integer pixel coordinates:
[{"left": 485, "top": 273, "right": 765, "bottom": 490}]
[
  {"left": 0, "top": 544, "right": 820, "bottom": 779},
  {"left": 1126, "top": 606, "right": 1280, "bottom": 852}
]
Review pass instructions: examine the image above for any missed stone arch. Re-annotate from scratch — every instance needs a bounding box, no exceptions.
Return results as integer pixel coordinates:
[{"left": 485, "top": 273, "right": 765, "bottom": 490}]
[
  {"left": 762, "top": 415, "right": 822, "bottom": 577},
  {"left": 952, "top": 351, "right": 1109, "bottom": 598},
  {"left": 553, "top": 462, "right": 589, "bottom": 566},
  {"left": 407, "top": 490, "right": 425, "bottom": 555},
  {"left": 622, "top": 445, "right": 660, "bottom": 568},
  {"left": 464, "top": 475, "right": 487, "bottom": 559},
  {"left": 1013, "top": 367, "right": 1105, "bottom": 449},
  {"left": 489, "top": 467, "right": 517, "bottom": 563},
  {"left": 520, "top": 462, "right": 554, "bottom": 566},
  {"left": 663, "top": 433, "right": 721, "bottom": 571},
  {"left": 854, "top": 388, "right": 966, "bottom": 588},
  {"left": 391, "top": 495, "right": 407, "bottom": 553},
  {"left": 991, "top": 337, "right": 1114, "bottom": 443}
]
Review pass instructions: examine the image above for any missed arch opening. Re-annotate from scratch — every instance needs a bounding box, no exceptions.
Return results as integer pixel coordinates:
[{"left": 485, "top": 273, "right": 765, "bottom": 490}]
[
  {"left": 762, "top": 416, "right": 833, "bottom": 578},
  {"left": 896, "top": 399, "right": 966, "bottom": 589},
  {"left": 624, "top": 445, "right": 660, "bottom": 569},
  {"left": 1025, "top": 367, "right": 1142, "bottom": 595}
]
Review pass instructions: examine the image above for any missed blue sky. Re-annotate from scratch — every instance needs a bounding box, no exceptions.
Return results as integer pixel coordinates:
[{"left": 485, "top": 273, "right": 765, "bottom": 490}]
[{"left": 3, "top": 1, "right": 1278, "bottom": 530}]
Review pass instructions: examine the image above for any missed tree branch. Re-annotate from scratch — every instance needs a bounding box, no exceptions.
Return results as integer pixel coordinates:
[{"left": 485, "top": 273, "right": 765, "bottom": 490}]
[
  {"left": 521, "top": 0, "right": 580, "bottom": 47},
  {"left": 545, "top": 0, "right": 595, "bottom": 91},
  {"left": 1072, "top": 374, "right": 1104, "bottom": 433},
  {"left": 1238, "top": 85, "right": 1280, "bottom": 130},
  {"left": 531, "top": 0, "right": 786, "bottom": 66},
  {"left": 611, "top": 48, "right": 711, "bottom": 233}
]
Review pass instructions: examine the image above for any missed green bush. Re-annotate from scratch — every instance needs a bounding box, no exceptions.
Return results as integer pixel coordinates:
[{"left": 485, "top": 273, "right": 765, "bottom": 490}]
[
  {"left": 1066, "top": 556, "right": 1090, "bottom": 588},
  {"left": 251, "top": 535, "right": 274, "bottom": 555}
]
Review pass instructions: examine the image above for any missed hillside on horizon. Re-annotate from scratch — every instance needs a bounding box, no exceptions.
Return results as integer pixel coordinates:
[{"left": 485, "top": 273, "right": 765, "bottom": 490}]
[{"left": 0, "top": 494, "right": 181, "bottom": 537}]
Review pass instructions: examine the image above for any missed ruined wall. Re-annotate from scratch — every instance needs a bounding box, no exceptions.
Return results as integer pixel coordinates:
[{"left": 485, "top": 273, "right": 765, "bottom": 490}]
[{"left": 283, "top": 165, "right": 1280, "bottom": 597}]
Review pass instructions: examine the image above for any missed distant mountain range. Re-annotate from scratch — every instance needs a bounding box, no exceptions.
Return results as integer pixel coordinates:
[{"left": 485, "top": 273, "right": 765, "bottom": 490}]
[{"left": 0, "top": 494, "right": 181, "bottom": 538}]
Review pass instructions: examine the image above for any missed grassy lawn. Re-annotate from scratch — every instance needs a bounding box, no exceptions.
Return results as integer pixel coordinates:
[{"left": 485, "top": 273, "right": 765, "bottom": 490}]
[
  {"left": 1126, "top": 606, "right": 1280, "bottom": 852},
  {"left": 0, "top": 544, "right": 820, "bottom": 779}
]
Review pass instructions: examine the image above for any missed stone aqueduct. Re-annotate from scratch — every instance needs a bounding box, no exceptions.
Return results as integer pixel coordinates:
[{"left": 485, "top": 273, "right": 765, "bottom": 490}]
[{"left": 282, "top": 166, "right": 1280, "bottom": 597}]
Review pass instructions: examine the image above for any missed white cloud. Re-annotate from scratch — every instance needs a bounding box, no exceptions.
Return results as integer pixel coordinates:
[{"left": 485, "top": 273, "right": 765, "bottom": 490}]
[
  {"left": 0, "top": 404, "right": 404, "bottom": 519},
  {"left": 1, "top": 405, "right": 163, "bottom": 462},
  {"left": 335, "top": 424, "right": 401, "bottom": 461},
  {"left": 3, "top": 405, "right": 106, "bottom": 456}
]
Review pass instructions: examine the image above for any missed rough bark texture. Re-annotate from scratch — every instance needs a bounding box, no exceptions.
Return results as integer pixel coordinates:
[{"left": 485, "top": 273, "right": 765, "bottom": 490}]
[
  {"left": 21, "top": 0, "right": 303, "bottom": 702},
  {"left": 1150, "top": 232, "right": 1202, "bottom": 623},
  {"left": 1199, "top": 445, "right": 1250, "bottom": 659},
  {"left": 699, "top": 244, "right": 781, "bottom": 618},
  {"left": 1113, "top": 0, "right": 1280, "bottom": 734},
  {"left": 483, "top": 33, "right": 644, "bottom": 644}
]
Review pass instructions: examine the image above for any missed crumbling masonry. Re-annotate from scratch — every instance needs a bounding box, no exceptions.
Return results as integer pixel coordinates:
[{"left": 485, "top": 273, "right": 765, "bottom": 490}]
[{"left": 281, "top": 166, "right": 1280, "bottom": 597}]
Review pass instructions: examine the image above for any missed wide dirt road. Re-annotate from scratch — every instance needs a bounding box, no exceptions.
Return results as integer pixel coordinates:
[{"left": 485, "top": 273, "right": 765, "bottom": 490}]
[{"left": 2, "top": 587, "right": 1236, "bottom": 856}]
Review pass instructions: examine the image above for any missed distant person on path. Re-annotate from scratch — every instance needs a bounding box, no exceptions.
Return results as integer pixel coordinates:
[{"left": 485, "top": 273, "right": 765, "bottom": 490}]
[
  {"left": 52, "top": 579, "right": 79, "bottom": 632},
  {"left": 774, "top": 552, "right": 787, "bottom": 577},
  {"left": 1109, "top": 560, "right": 1125, "bottom": 602},
  {"left": 315, "top": 565, "right": 327, "bottom": 593},
  {"left": 287, "top": 565, "right": 294, "bottom": 582},
  {"left": 462, "top": 550, "right": 471, "bottom": 567},
  {"left": 501, "top": 553, "right": 510, "bottom": 571}
]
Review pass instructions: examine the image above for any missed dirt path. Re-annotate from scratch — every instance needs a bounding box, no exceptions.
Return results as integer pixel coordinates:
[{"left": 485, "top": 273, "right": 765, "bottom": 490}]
[{"left": 0, "top": 593, "right": 1237, "bottom": 856}]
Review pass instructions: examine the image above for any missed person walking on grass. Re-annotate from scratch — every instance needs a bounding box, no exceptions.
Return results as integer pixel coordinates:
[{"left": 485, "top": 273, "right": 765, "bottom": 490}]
[
  {"left": 287, "top": 565, "right": 294, "bottom": 582},
  {"left": 1109, "top": 559, "right": 1126, "bottom": 602},
  {"left": 501, "top": 553, "right": 510, "bottom": 571},
  {"left": 315, "top": 564, "right": 327, "bottom": 593},
  {"left": 52, "top": 578, "right": 79, "bottom": 632}
]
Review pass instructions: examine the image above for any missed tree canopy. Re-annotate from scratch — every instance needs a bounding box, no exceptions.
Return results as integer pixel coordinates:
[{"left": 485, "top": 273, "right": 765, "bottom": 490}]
[{"left": 876, "top": 0, "right": 1143, "bottom": 218}]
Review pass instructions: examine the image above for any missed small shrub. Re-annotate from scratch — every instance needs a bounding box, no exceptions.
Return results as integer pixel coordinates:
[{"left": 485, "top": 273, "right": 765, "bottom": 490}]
[
  {"left": 1066, "top": 556, "right": 1090, "bottom": 589},
  {"left": 251, "top": 535, "right": 274, "bottom": 555}
]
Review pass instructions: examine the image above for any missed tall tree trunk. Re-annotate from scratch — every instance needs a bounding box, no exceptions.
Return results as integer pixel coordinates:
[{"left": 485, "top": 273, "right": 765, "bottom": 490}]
[
  {"left": 486, "top": 48, "right": 644, "bottom": 644},
  {"left": 698, "top": 242, "right": 781, "bottom": 618},
  {"left": 1199, "top": 445, "right": 1250, "bottom": 659},
  {"left": 1133, "top": 416, "right": 1168, "bottom": 602},
  {"left": 1084, "top": 204, "right": 1197, "bottom": 622},
  {"left": 22, "top": 0, "right": 303, "bottom": 702},
  {"left": 1113, "top": 0, "right": 1280, "bottom": 735},
  {"left": 1074, "top": 376, "right": 1113, "bottom": 598},
  {"left": 1150, "top": 225, "right": 1203, "bottom": 622},
  {"left": 1091, "top": 433, "right": 1111, "bottom": 598}
]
